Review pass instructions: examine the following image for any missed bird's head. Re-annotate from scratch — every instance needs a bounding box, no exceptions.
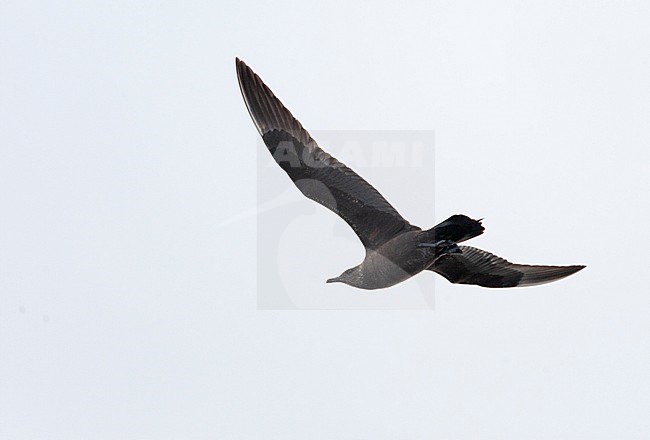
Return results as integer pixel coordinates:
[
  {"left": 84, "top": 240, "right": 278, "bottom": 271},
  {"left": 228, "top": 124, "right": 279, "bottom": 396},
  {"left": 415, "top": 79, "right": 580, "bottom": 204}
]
[{"left": 326, "top": 266, "right": 363, "bottom": 287}]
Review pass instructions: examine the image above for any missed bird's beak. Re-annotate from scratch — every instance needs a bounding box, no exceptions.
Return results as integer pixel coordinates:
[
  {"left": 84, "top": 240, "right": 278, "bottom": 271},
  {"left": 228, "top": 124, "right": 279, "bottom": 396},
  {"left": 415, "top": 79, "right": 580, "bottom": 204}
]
[{"left": 326, "top": 277, "right": 341, "bottom": 284}]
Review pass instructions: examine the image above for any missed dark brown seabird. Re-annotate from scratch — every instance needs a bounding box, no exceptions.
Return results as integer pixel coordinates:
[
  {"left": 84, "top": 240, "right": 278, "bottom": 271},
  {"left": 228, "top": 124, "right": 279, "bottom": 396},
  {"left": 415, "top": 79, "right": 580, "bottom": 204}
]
[{"left": 236, "top": 58, "right": 585, "bottom": 290}]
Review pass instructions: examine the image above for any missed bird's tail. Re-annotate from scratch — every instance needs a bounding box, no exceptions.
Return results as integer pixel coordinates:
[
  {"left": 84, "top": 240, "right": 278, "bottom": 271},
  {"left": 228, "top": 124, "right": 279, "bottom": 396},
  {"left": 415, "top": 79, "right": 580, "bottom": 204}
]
[{"left": 426, "top": 215, "right": 484, "bottom": 243}]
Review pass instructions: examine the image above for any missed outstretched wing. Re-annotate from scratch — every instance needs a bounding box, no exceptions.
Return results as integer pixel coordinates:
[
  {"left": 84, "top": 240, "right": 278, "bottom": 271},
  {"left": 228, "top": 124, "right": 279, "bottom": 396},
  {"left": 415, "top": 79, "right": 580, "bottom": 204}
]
[
  {"left": 236, "top": 58, "right": 415, "bottom": 249},
  {"left": 430, "top": 245, "right": 585, "bottom": 288}
]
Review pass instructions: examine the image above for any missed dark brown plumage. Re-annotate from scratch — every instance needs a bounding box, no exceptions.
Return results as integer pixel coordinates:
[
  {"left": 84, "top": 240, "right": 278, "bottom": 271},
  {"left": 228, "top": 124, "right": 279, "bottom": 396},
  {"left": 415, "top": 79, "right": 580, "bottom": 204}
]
[{"left": 236, "top": 58, "right": 585, "bottom": 290}]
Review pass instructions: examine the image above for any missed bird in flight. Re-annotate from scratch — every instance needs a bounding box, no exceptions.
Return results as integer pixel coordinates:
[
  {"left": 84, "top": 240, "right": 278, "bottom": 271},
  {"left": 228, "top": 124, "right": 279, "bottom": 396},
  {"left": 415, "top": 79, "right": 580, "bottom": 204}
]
[{"left": 236, "top": 58, "right": 585, "bottom": 290}]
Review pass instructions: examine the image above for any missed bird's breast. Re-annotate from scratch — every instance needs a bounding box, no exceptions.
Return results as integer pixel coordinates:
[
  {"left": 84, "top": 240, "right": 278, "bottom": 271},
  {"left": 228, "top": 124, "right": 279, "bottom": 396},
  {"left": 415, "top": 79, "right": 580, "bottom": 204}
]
[{"left": 358, "top": 234, "right": 437, "bottom": 289}]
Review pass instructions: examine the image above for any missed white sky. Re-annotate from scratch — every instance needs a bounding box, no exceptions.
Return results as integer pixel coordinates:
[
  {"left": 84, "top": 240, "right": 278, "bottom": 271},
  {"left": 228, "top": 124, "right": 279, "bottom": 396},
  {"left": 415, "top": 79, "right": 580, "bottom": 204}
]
[{"left": 1, "top": 1, "right": 649, "bottom": 438}]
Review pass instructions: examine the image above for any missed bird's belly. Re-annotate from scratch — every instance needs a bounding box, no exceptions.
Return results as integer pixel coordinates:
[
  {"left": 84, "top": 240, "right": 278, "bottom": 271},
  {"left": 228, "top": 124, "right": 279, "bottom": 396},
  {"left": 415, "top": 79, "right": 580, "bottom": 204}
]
[{"left": 359, "top": 248, "right": 435, "bottom": 290}]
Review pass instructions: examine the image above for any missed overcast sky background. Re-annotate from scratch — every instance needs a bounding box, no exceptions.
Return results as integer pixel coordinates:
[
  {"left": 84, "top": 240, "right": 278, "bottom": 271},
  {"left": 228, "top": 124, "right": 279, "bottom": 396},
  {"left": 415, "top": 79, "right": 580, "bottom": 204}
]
[{"left": 2, "top": 1, "right": 650, "bottom": 438}]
